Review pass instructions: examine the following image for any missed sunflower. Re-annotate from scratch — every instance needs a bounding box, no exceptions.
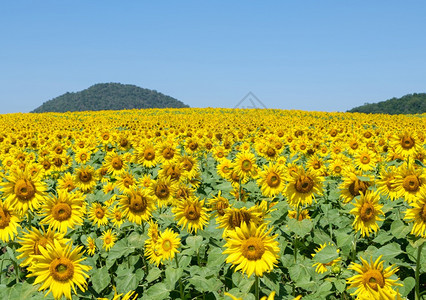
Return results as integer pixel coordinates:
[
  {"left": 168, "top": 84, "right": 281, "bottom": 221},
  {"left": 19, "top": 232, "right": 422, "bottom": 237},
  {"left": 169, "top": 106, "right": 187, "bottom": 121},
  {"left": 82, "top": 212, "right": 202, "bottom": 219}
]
[
  {"left": 110, "top": 205, "right": 125, "bottom": 228},
  {"left": 284, "top": 168, "right": 323, "bottom": 207},
  {"left": 174, "top": 183, "right": 195, "bottom": 201},
  {"left": 157, "top": 140, "right": 178, "bottom": 163},
  {"left": 390, "top": 131, "right": 421, "bottom": 158},
  {"left": 328, "top": 157, "right": 345, "bottom": 177},
  {"left": 1, "top": 166, "right": 47, "bottom": 214},
  {"left": 159, "top": 161, "right": 184, "bottom": 183},
  {"left": 138, "top": 174, "right": 152, "bottom": 189},
  {"left": 150, "top": 176, "right": 177, "bottom": 207},
  {"left": 208, "top": 191, "right": 230, "bottom": 217},
  {"left": 352, "top": 148, "right": 376, "bottom": 172},
  {"left": 74, "top": 148, "right": 92, "bottom": 165},
  {"left": 88, "top": 203, "right": 110, "bottom": 227},
  {"left": 306, "top": 154, "right": 327, "bottom": 176},
  {"left": 233, "top": 151, "right": 258, "bottom": 179},
  {"left": 339, "top": 167, "right": 372, "bottom": 204},
  {"left": 347, "top": 255, "right": 402, "bottom": 300},
  {"left": 51, "top": 153, "right": 71, "bottom": 173},
  {"left": 74, "top": 165, "right": 98, "bottom": 193},
  {"left": 212, "top": 145, "right": 229, "bottom": 161},
  {"left": 0, "top": 200, "right": 21, "bottom": 242},
  {"left": 104, "top": 151, "right": 127, "bottom": 177},
  {"left": 311, "top": 243, "right": 341, "bottom": 274},
  {"left": 115, "top": 171, "right": 136, "bottom": 193},
  {"left": 40, "top": 190, "right": 85, "bottom": 233},
  {"left": 27, "top": 239, "right": 91, "bottom": 300},
  {"left": 376, "top": 166, "right": 399, "bottom": 201},
  {"left": 217, "top": 158, "right": 233, "bottom": 179},
  {"left": 172, "top": 197, "right": 209, "bottom": 233},
  {"left": 135, "top": 142, "right": 159, "bottom": 168},
  {"left": 217, "top": 206, "right": 262, "bottom": 237},
  {"left": 57, "top": 172, "right": 76, "bottom": 192},
  {"left": 119, "top": 188, "right": 155, "bottom": 225},
  {"left": 101, "top": 229, "right": 117, "bottom": 251},
  {"left": 350, "top": 191, "right": 384, "bottom": 237},
  {"left": 403, "top": 189, "right": 426, "bottom": 237},
  {"left": 180, "top": 155, "right": 200, "bottom": 181},
  {"left": 17, "top": 226, "right": 69, "bottom": 267},
  {"left": 156, "top": 228, "right": 181, "bottom": 261},
  {"left": 257, "top": 163, "right": 286, "bottom": 198},
  {"left": 223, "top": 222, "right": 279, "bottom": 278},
  {"left": 145, "top": 238, "right": 163, "bottom": 266},
  {"left": 394, "top": 162, "right": 426, "bottom": 203},
  {"left": 86, "top": 236, "right": 96, "bottom": 256}
]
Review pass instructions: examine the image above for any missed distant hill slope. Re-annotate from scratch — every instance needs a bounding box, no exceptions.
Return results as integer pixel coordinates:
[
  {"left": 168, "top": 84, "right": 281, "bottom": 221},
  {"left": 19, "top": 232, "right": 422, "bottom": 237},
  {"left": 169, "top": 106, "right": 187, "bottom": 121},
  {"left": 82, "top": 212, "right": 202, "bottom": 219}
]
[
  {"left": 347, "top": 93, "right": 426, "bottom": 114},
  {"left": 31, "top": 83, "right": 189, "bottom": 113}
]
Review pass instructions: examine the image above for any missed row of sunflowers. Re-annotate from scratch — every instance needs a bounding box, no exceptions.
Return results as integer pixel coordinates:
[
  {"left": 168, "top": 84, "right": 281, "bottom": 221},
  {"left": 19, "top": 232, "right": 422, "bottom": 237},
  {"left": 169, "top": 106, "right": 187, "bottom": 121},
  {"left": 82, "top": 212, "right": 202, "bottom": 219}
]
[{"left": 0, "top": 108, "right": 425, "bottom": 300}]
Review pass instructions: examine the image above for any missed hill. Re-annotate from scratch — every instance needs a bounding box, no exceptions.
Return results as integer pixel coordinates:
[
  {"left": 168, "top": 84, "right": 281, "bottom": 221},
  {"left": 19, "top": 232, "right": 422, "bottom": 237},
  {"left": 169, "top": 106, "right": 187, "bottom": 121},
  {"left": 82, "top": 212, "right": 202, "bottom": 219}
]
[
  {"left": 347, "top": 93, "right": 426, "bottom": 114},
  {"left": 31, "top": 83, "right": 189, "bottom": 113}
]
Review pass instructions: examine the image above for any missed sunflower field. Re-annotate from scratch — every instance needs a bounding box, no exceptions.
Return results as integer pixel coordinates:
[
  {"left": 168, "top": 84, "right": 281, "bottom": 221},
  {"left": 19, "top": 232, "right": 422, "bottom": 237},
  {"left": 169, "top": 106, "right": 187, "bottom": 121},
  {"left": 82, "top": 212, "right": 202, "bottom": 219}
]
[{"left": 0, "top": 108, "right": 425, "bottom": 300}]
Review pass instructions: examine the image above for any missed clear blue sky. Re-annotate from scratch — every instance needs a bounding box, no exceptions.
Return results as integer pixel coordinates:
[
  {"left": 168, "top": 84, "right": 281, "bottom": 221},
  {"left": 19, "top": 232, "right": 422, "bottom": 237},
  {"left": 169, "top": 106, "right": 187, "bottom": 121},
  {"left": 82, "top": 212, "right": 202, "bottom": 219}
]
[{"left": 1, "top": 1, "right": 425, "bottom": 114}]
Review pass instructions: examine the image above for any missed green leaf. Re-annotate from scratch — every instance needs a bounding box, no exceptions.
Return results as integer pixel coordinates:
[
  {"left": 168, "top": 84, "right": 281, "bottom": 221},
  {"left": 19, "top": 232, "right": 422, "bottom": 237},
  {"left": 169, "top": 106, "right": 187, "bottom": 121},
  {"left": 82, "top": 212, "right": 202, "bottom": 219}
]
[
  {"left": 289, "top": 261, "right": 313, "bottom": 286},
  {"left": 232, "top": 272, "right": 255, "bottom": 294},
  {"left": 188, "top": 275, "right": 222, "bottom": 293},
  {"left": 390, "top": 219, "right": 411, "bottom": 239},
  {"left": 143, "top": 282, "right": 170, "bottom": 300},
  {"left": 207, "top": 247, "right": 226, "bottom": 270},
  {"left": 313, "top": 245, "right": 339, "bottom": 264},
  {"left": 334, "top": 279, "right": 346, "bottom": 293},
  {"left": 146, "top": 267, "right": 162, "bottom": 283},
  {"left": 186, "top": 235, "right": 203, "bottom": 251},
  {"left": 165, "top": 266, "right": 183, "bottom": 290},
  {"left": 91, "top": 267, "right": 110, "bottom": 294},
  {"left": 115, "top": 267, "right": 144, "bottom": 294},
  {"left": 372, "top": 232, "right": 393, "bottom": 245},
  {"left": 108, "top": 239, "right": 131, "bottom": 260},
  {"left": 287, "top": 218, "right": 313, "bottom": 237},
  {"left": 376, "top": 243, "right": 403, "bottom": 262},
  {"left": 399, "top": 276, "right": 415, "bottom": 297}
]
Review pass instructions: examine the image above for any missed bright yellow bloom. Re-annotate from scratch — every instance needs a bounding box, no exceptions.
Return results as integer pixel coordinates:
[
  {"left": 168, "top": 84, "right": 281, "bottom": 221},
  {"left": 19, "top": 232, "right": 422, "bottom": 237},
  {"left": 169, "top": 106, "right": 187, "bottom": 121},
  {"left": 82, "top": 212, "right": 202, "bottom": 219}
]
[
  {"left": 27, "top": 239, "right": 91, "bottom": 300},
  {"left": 101, "top": 229, "right": 117, "bottom": 251},
  {"left": 347, "top": 255, "right": 402, "bottom": 300},
  {"left": 403, "top": 189, "right": 426, "bottom": 237},
  {"left": 0, "top": 200, "right": 21, "bottom": 242},
  {"left": 350, "top": 191, "right": 384, "bottom": 237},
  {"left": 223, "top": 222, "right": 279, "bottom": 277}
]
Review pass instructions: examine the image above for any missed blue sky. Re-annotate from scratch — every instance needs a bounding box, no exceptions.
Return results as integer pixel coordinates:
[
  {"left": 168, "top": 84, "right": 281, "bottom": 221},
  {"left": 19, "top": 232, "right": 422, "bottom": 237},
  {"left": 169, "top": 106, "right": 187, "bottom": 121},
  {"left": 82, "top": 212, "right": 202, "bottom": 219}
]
[{"left": 1, "top": 1, "right": 425, "bottom": 114}]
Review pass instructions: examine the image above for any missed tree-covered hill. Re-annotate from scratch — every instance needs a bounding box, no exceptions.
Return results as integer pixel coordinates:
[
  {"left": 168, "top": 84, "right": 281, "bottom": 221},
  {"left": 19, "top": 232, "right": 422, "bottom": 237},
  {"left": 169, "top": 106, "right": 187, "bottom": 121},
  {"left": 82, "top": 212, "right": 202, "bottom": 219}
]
[
  {"left": 347, "top": 93, "right": 426, "bottom": 114},
  {"left": 31, "top": 83, "right": 189, "bottom": 113}
]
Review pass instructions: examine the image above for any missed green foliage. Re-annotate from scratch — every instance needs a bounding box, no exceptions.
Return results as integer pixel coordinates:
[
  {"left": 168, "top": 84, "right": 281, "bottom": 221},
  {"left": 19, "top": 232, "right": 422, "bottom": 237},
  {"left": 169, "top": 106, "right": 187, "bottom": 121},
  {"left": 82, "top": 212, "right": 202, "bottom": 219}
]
[
  {"left": 31, "top": 83, "right": 189, "bottom": 113},
  {"left": 348, "top": 93, "right": 426, "bottom": 114}
]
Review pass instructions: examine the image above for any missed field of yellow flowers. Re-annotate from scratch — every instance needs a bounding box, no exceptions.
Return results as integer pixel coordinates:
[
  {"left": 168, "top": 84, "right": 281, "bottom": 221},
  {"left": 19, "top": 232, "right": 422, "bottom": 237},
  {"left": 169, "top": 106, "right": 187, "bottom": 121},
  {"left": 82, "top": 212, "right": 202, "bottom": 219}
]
[{"left": 0, "top": 108, "right": 425, "bottom": 300}]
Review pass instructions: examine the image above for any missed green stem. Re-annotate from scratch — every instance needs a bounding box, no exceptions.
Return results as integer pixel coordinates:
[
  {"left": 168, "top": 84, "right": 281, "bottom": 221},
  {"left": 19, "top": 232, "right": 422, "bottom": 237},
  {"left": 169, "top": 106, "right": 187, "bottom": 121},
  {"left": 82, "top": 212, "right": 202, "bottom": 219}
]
[
  {"left": 255, "top": 275, "right": 259, "bottom": 300},
  {"left": 175, "top": 254, "right": 184, "bottom": 300},
  {"left": 415, "top": 241, "right": 424, "bottom": 300},
  {"left": 351, "top": 233, "right": 358, "bottom": 262}
]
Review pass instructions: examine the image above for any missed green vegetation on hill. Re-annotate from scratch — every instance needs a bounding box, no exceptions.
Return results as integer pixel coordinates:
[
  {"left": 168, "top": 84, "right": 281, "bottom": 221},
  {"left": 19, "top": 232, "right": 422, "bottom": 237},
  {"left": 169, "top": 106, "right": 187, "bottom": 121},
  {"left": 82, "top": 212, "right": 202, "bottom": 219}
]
[
  {"left": 348, "top": 93, "right": 426, "bottom": 114},
  {"left": 31, "top": 83, "right": 189, "bottom": 113}
]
